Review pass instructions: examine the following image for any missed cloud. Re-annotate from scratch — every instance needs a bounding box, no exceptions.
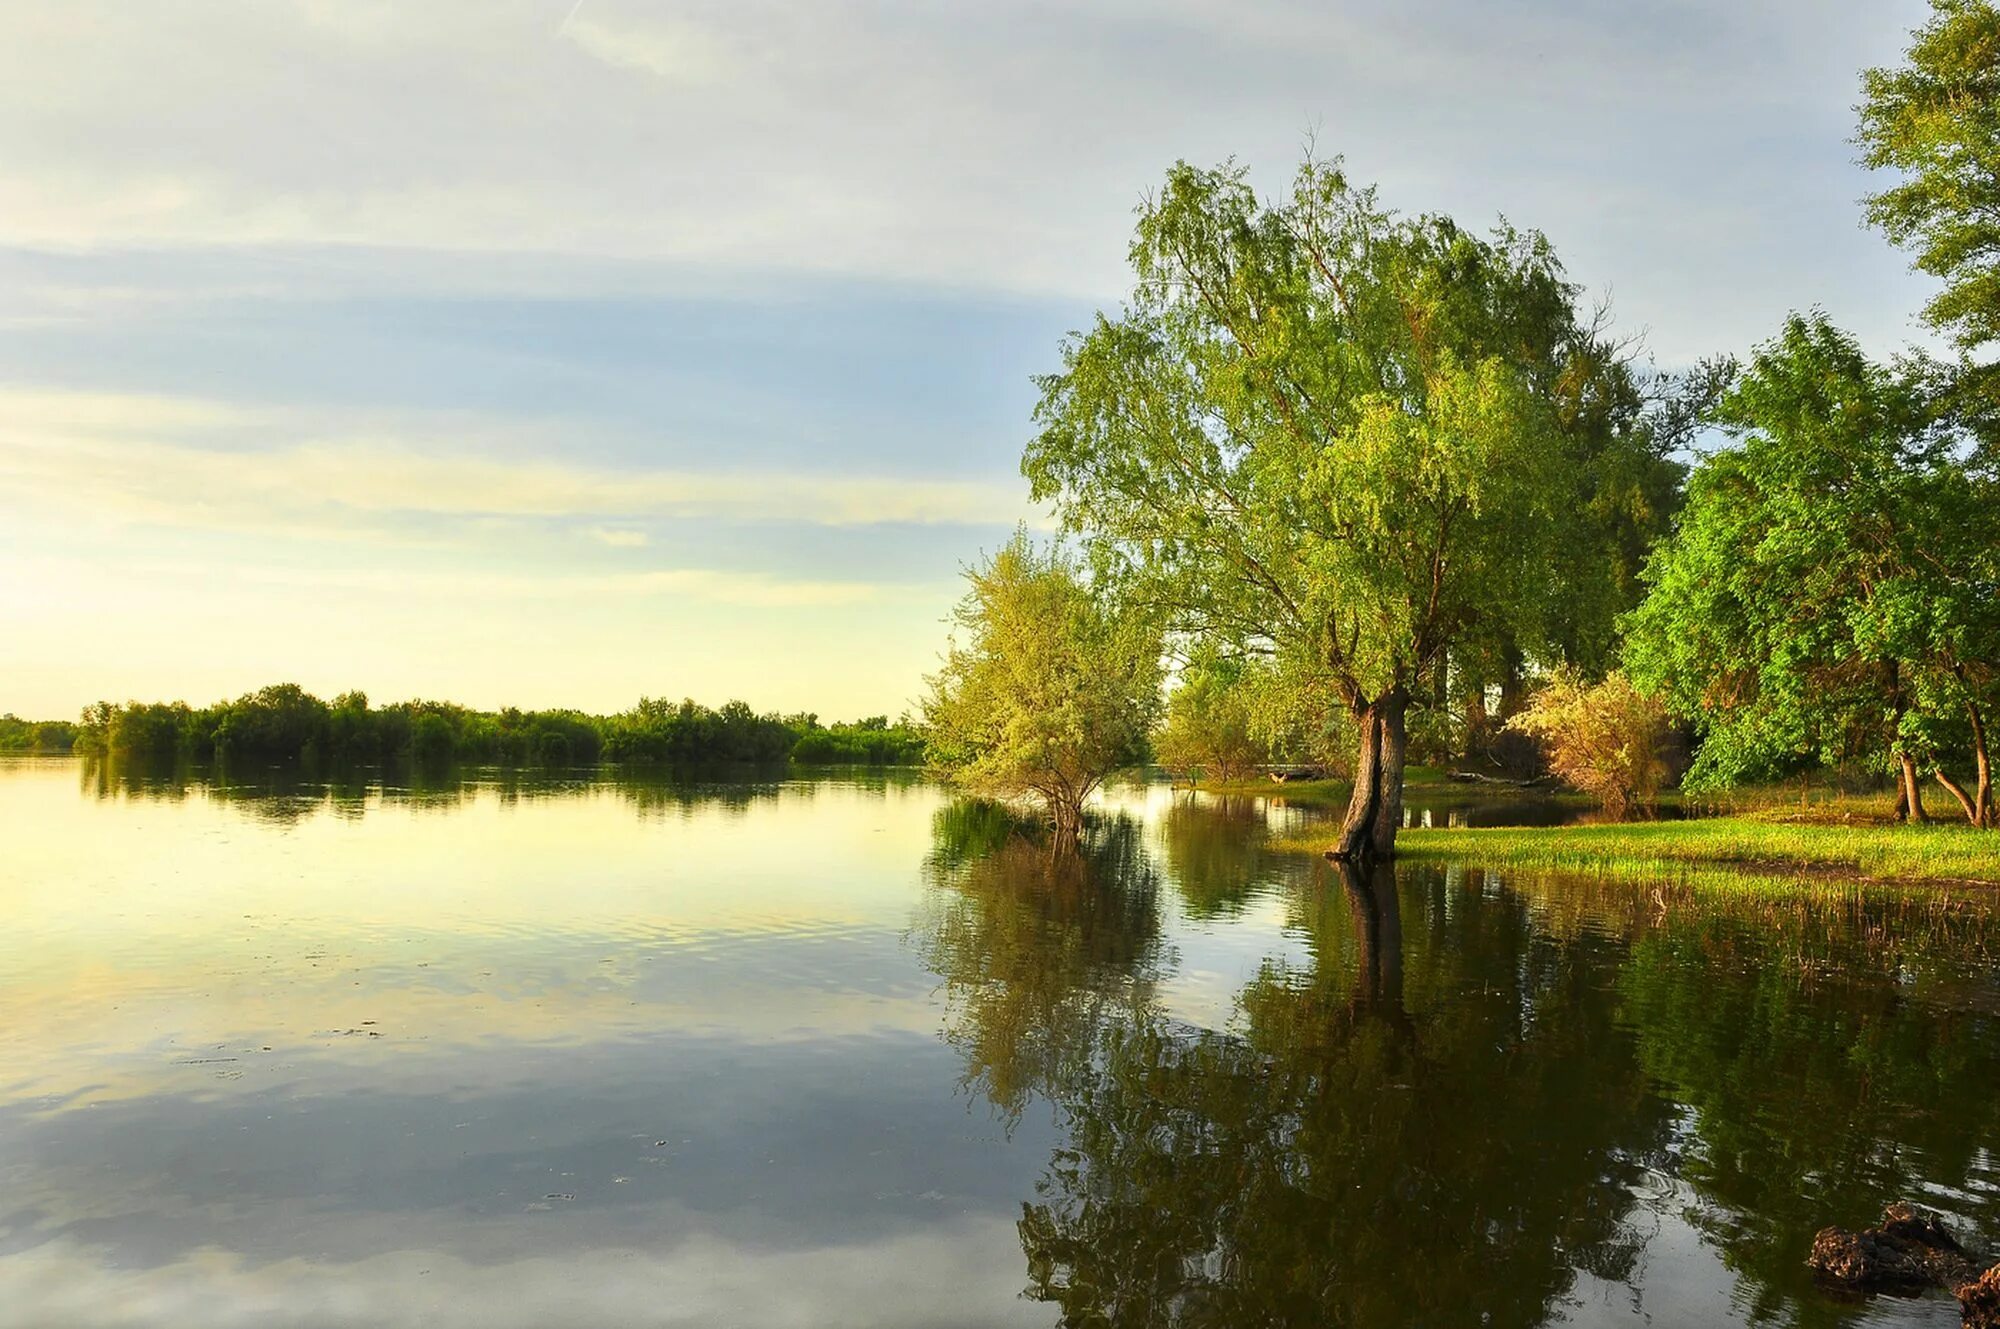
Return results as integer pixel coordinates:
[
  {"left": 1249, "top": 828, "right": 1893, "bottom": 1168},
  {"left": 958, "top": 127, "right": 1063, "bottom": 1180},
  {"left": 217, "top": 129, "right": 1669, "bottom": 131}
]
[
  {"left": 588, "top": 526, "right": 650, "bottom": 548},
  {"left": 204, "top": 562, "right": 896, "bottom": 609},
  {"left": 0, "top": 390, "right": 1037, "bottom": 535},
  {"left": 0, "top": 1224, "right": 1048, "bottom": 1329},
  {"left": 561, "top": 13, "right": 733, "bottom": 84},
  {"left": 0, "top": 0, "right": 1935, "bottom": 350}
]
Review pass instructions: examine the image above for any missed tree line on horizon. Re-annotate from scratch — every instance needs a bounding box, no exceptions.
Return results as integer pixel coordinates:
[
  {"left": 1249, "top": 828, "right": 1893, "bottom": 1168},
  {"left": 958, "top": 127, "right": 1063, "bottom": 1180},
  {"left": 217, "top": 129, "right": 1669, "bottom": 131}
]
[
  {"left": 923, "top": 0, "right": 2000, "bottom": 852},
  {"left": 0, "top": 685, "right": 923, "bottom": 770}
]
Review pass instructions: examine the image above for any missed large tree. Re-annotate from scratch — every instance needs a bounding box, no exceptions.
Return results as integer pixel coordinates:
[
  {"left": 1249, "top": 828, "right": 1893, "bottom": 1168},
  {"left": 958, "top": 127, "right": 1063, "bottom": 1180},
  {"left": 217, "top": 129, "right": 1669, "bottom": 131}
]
[
  {"left": 1025, "top": 156, "right": 1679, "bottom": 863},
  {"left": 1624, "top": 314, "right": 1999, "bottom": 825},
  {"left": 1860, "top": 0, "right": 2000, "bottom": 359}
]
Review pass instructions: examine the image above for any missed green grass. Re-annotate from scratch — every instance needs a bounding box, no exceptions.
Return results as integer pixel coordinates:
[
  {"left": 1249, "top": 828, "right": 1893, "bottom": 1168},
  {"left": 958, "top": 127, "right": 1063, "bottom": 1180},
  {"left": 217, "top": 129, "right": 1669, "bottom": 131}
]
[{"left": 1270, "top": 817, "right": 2000, "bottom": 888}]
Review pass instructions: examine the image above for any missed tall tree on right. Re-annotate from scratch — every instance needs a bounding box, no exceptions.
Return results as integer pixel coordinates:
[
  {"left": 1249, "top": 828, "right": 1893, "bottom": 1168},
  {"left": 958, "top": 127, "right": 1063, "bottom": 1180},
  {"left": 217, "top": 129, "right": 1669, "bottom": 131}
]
[
  {"left": 1860, "top": 0, "right": 2000, "bottom": 361},
  {"left": 1623, "top": 315, "right": 1999, "bottom": 825}
]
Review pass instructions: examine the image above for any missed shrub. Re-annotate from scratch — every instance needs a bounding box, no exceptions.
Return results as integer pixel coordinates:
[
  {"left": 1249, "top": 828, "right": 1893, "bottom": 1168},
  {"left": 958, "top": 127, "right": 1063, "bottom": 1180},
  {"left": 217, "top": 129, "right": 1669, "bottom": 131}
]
[{"left": 1508, "top": 670, "right": 1670, "bottom": 819}]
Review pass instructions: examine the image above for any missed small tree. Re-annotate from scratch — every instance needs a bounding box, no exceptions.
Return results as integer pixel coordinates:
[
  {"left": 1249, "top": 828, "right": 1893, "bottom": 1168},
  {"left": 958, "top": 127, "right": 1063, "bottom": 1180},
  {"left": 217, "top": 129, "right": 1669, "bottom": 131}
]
[
  {"left": 1508, "top": 671, "right": 1669, "bottom": 820},
  {"left": 923, "top": 533, "right": 1163, "bottom": 845},
  {"left": 1154, "top": 652, "right": 1265, "bottom": 783}
]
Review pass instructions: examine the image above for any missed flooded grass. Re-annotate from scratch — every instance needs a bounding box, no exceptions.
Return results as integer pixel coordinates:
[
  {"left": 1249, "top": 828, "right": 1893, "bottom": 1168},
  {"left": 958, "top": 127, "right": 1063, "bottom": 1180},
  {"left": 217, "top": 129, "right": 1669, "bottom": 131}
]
[{"left": 1272, "top": 817, "right": 2000, "bottom": 888}]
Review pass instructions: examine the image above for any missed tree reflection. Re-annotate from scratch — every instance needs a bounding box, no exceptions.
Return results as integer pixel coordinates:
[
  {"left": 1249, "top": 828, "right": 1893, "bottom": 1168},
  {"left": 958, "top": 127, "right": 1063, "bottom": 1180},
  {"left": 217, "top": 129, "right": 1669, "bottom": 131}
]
[
  {"left": 916, "top": 806, "right": 1171, "bottom": 1119},
  {"left": 1017, "top": 860, "right": 1667, "bottom": 1328},
  {"left": 918, "top": 808, "right": 1675, "bottom": 1326},
  {"left": 1614, "top": 903, "right": 2000, "bottom": 1326},
  {"left": 1157, "top": 795, "right": 1281, "bottom": 920},
  {"left": 75, "top": 755, "right": 797, "bottom": 825}
]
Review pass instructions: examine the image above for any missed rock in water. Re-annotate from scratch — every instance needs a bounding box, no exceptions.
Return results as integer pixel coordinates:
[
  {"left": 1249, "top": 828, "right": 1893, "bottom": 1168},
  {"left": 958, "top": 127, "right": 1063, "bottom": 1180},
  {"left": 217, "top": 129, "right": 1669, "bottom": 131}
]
[{"left": 1808, "top": 1203, "right": 1980, "bottom": 1295}]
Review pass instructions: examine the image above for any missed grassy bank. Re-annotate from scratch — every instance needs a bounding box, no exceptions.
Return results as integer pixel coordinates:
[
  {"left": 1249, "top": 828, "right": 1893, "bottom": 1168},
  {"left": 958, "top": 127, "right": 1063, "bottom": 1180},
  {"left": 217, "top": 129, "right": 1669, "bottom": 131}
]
[{"left": 1271, "top": 818, "right": 2000, "bottom": 888}]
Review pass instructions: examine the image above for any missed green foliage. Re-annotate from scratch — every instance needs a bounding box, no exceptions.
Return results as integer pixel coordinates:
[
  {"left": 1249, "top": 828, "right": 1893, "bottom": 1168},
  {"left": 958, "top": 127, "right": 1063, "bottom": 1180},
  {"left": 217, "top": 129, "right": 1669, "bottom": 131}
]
[
  {"left": 1860, "top": 0, "right": 2000, "bottom": 353},
  {"left": 1623, "top": 314, "right": 1999, "bottom": 820},
  {"left": 1508, "top": 669, "right": 1670, "bottom": 818},
  {"left": 59, "top": 685, "right": 911, "bottom": 771},
  {"left": 1026, "top": 155, "right": 1692, "bottom": 696},
  {"left": 1022, "top": 154, "right": 1693, "bottom": 856},
  {"left": 788, "top": 715, "right": 927, "bottom": 765},
  {"left": 597, "top": 697, "right": 793, "bottom": 766},
  {"left": 922, "top": 531, "right": 1163, "bottom": 841},
  {"left": 0, "top": 715, "right": 77, "bottom": 753},
  {"left": 1153, "top": 651, "right": 1266, "bottom": 781}
]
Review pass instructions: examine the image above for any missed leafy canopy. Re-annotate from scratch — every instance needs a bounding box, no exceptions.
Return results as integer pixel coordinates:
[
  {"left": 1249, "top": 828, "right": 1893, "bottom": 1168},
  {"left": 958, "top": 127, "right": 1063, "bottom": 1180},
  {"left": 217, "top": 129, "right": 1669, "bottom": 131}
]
[
  {"left": 1623, "top": 313, "right": 1997, "bottom": 795},
  {"left": 1024, "top": 156, "right": 1672, "bottom": 712},
  {"left": 1154, "top": 649, "right": 1266, "bottom": 782},
  {"left": 1860, "top": 0, "right": 2000, "bottom": 352}
]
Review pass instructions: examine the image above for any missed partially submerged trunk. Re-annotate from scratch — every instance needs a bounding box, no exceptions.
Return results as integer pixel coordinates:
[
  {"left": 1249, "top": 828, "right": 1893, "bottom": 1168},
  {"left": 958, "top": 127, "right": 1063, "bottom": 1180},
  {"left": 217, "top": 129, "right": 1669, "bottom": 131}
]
[
  {"left": 1047, "top": 790, "right": 1087, "bottom": 849},
  {"left": 1333, "top": 688, "right": 1408, "bottom": 865}
]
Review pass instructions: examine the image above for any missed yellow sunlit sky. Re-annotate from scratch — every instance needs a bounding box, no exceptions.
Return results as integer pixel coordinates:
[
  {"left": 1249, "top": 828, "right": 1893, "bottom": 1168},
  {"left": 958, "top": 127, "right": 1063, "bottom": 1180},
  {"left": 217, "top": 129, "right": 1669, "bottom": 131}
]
[{"left": 0, "top": 0, "right": 1940, "bottom": 720}]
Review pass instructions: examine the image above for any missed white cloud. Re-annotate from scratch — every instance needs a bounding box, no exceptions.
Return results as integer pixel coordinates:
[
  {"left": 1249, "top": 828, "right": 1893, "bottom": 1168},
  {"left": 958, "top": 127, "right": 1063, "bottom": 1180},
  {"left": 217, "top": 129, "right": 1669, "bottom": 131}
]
[
  {"left": 0, "top": 1224, "right": 1049, "bottom": 1329},
  {"left": 0, "top": 390, "right": 1036, "bottom": 534},
  {"left": 561, "top": 12, "right": 733, "bottom": 84},
  {"left": 0, "top": 0, "right": 1938, "bottom": 352},
  {"left": 206, "top": 562, "right": 896, "bottom": 609},
  {"left": 588, "top": 526, "right": 650, "bottom": 548}
]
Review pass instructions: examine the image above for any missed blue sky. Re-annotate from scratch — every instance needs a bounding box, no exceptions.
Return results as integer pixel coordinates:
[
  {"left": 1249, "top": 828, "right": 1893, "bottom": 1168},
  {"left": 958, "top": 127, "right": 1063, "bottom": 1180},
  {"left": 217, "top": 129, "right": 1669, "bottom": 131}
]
[{"left": 0, "top": 0, "right": 1941, "bottom": 719}]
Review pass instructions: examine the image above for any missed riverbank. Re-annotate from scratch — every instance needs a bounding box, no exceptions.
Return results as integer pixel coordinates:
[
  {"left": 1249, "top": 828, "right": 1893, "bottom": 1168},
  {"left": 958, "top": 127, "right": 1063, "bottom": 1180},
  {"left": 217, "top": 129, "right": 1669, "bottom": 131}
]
[{"left": 1270, "top": 818, "right": 2000, "bottom": 888}]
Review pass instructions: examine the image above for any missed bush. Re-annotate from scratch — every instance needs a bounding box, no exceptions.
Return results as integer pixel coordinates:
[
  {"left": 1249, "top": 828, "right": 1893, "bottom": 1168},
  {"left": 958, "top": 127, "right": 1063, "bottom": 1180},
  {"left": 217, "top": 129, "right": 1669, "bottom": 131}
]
[{"left": 1508, "top": 670, "right": 1670, "bottom": 819}]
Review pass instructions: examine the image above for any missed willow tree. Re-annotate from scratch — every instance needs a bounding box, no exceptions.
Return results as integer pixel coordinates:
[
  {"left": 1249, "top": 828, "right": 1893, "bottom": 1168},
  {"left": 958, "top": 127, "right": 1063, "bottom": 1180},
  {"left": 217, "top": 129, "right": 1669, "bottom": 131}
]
[{"left": 1026, "top": 157, "right": 1655, "bottom": 863}]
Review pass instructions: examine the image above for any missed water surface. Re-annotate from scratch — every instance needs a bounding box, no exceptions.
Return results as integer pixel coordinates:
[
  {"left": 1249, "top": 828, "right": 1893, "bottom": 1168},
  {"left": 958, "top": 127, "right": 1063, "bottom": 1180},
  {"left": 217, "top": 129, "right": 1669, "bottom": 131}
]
[{"left": 1, "top": 757, "right": 1995, "bottom": 1327}]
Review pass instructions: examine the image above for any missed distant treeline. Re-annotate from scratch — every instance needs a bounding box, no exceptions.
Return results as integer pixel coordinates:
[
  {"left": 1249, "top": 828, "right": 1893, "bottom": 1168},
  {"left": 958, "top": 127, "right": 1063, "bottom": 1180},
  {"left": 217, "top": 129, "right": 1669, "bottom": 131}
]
[
  {"left": 6, "top": 684, "right": 923, "bottom": 768},
  {"left": 0, "top": 715, "right": 79, "bottom": 753}
]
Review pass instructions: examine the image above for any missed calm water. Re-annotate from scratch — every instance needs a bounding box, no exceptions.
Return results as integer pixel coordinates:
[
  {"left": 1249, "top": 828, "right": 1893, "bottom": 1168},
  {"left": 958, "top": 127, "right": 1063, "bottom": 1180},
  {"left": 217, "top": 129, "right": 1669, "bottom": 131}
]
[{"left": 2, "top": 757, "right": 1997, "bottom": 1328}]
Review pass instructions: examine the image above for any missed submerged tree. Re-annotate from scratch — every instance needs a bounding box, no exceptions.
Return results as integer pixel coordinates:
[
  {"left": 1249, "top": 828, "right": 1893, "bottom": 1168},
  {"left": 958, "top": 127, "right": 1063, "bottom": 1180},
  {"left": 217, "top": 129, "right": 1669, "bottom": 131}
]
[
  {"left": 1025, "top": 155, "right": 1686, "bottom": 864},
  {"left": 922, "top": 532, "right": 1163, "bottom": 844}
]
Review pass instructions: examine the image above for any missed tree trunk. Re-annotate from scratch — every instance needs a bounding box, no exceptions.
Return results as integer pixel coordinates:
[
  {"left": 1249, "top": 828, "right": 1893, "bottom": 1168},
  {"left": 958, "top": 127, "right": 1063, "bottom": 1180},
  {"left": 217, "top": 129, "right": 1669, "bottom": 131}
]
[
  {"left": 1935, "top": 769, "right": 1981, "bottom": 825},
  {"left": 1334, "top": 688, "right": 1409, "bottom": 865},
  {"left": 1969, "top": 699, "right": 1993, "bottom": 829},
  {"left": 1048, "top": 786, "right": 1086, "bottom": 850},
  {"left": 1899, "top": 752, "right": 1929, "bottom": 825}
]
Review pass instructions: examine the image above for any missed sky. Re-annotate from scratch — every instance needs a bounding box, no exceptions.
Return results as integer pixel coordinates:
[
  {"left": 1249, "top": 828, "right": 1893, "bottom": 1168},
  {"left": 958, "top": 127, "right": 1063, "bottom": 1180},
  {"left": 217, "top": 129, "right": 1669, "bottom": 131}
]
[{"left": 0, "top": 0, "right": 1943, "bottom": 721}]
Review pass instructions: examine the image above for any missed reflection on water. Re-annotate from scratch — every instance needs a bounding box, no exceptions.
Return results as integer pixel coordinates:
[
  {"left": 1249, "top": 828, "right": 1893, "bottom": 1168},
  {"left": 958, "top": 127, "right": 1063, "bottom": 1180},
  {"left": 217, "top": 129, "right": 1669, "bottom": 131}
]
[
  {"left": 1, "top": 758, "right": 1996, "bottom": 1327},
  {"left": 919, "top": 797, "right": 2000, "bottom": 1329}
]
